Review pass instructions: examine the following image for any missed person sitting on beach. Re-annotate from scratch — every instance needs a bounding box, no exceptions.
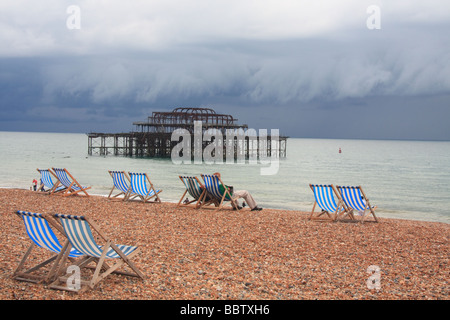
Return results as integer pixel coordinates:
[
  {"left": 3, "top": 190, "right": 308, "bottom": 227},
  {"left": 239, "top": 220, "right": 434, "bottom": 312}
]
[{"left": 213, "top": 172, "right": 262, "bottom": 211}]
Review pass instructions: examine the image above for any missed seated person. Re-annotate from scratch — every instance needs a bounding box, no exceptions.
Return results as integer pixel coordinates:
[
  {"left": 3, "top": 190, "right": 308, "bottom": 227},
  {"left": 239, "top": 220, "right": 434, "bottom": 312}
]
[{"left": 213, "top": 172, "right": 262, "bottom": 211}]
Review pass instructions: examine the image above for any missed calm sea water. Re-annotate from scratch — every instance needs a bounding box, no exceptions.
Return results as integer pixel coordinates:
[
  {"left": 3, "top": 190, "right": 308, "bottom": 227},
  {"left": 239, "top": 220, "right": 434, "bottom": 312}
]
[{"left": 0, "top": 131, "right": 449, "bottom": 224}]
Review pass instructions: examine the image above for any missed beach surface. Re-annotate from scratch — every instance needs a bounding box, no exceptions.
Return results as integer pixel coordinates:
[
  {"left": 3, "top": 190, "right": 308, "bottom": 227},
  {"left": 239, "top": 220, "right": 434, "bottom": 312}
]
[{"left": 0, "top": 188, "right": 448, "bottom": 300}]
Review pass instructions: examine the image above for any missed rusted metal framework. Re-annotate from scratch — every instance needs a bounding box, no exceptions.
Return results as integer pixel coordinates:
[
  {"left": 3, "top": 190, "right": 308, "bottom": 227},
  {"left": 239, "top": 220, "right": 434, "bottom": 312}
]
[
  {"left": 87, "top": 107, "right": 287, "bottom": 159},
  {"left": 133, "top": 107, "right": 245, "bottom": 134}
]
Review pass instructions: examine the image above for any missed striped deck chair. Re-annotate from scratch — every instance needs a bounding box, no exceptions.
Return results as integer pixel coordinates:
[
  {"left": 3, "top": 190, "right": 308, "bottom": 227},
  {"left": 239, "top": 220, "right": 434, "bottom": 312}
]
[
  {"left": 177, "top": 176, "right": 218, "bottom": 209},
  {"left": 201, "top": 174, "right": 238, "bottom": 211},
  {"left": 108, "top": 170, "right": 132, "bottom": 201},
  {"left": 37, "top": 168, "right": 66, "bottom": 193},
  {"left": 49, "top": 214, "right": 145, "bottom": 292},
  {"left": 309, "top": 184, "right": 353, "bottom": 221},
  {"left": 51, "top": 168, "right": 91, "bottom": 197},
  {"left": 128, "top": 172, "right": 162, "bottom": 203},
  {"left": 337, "top": 185, "right": 378, "bottom": 223},
  {"left": 13, "top": 211, "right": 84, "bottom": 284}
]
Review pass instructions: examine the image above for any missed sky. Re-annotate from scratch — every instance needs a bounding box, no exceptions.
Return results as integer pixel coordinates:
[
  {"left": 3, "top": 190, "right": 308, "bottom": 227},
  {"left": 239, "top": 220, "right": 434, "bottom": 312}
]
[{"left": 1, "top": 0, "right": 449, "bottom": 140}]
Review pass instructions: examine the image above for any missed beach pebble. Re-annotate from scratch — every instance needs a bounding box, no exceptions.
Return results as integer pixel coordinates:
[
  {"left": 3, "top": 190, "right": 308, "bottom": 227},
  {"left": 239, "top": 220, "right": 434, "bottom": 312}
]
[{"left": 0, "top": 188, "right": 448, "bottom": 300}]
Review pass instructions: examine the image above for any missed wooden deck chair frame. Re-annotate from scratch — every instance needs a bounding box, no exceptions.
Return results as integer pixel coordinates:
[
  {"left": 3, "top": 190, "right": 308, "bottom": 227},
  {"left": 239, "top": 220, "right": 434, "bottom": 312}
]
[
  {"left": 13, "top": 211, "right": 85, "bottom": 284},
  {"left": 107, "top": 170, "right": 132, "bottom": 201},
  {"left": 51, "top": 168, "right": 91, "bottom": 197},
  {"left": 49, "top": 214, "right": 145, "bottom": 293},
  {"left": 200, "top": 174, "right": 239, "bottom": 211},
  {"left": 337, "top": 185, "right": 378, "bottom": 223},
  {"left": 309, "top": 184, "right": 354, "bottom": 221},
  {"left": 177, "top": 176, "right": 218, "bottom": 209},
  {"left": 128, "top": 172, "right": 162, "bottom": 203},
  {"left": 36, "top": 168, "right": 66, "bottom": 194}
]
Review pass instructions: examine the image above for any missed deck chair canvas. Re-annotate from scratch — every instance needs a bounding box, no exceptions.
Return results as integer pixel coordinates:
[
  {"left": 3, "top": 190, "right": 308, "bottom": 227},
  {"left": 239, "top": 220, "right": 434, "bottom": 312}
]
[
  {"left": 201, "top": 174, "right": 239, "bottom": 211},
  {"left": 37, "top": 168, "right": 66, "bottom": 193},
  {"left": 51, "top": 168, "right": 91, "bottom": 197},
  {"left": 13, "top": 211, "right": 85, "bottom": 284},
  {"left": 108, "top": 171, "right": 132, "bottom": 201},
  {"left": 128, "top": 172, "right": 162, "bottom": 203},
  {"left": 177, "top": 176, "right": 218, "bottom": 209},
  {"left": 49, "top": 214, "right": 145, "bottom": 292},
  {"left": 309, "top": 184, "right": 354, "bottom": 221},
  {"left": 337, "top": 185, "right": 378, "bottom": 223}
]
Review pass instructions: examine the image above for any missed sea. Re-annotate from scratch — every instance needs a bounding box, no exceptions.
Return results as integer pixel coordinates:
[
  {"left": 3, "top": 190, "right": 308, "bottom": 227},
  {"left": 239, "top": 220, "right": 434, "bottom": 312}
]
[{"left": 0, "top": 131, "right": 449, "bottom": 224}]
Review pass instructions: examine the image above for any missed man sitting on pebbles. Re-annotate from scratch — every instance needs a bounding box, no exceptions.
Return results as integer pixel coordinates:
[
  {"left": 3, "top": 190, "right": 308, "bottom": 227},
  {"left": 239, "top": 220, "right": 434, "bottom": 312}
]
[{"left": 213, "top": 172, "right": 263, "bottom": 211}]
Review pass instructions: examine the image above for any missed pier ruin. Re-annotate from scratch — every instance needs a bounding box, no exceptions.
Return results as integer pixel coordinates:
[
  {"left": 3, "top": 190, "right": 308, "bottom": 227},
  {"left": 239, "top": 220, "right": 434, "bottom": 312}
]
[{"left": 87, "top": 107, "right": 287, "bottom": 160}]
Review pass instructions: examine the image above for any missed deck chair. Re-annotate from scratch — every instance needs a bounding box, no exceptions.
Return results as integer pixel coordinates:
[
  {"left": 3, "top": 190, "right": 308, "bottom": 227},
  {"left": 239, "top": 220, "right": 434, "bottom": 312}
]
[
  {"left": 128, "top": 172, "right": 162, "bottom": 203},
  {"left": 51, "top": 168, "right": 91, "bottom": 197},
  {"left": 13, "top": 211, "right": 84, "bottom": 284},
  {"left": 201, "top": 174, "right": 239, "bottom": 211},
  {"left": 177, "top": 176, "right": 218, "bottom": 209},
  {"left": 108, "top": 171, "right": 132, "bottom": 201},
  {"left": 309, "top": 184, "right": 354, "bottom": 221},
  {"left": 36, "top": 168, "right": 66, "bottom": 193},
  {"left": 337, "top": 185, "right": 378, "bottom": 223},
  {"left": 49, "top": 213, "right": 145, "bottom": 292}
]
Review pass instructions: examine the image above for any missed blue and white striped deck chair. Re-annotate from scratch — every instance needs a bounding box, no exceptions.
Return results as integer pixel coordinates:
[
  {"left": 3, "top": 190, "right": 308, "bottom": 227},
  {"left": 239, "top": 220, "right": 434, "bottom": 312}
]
[
  {"left": 177, "top": 176, "right": 217, "bottom": 208},
  {"left": 13, "top": 211, "right": 84, "bottom": 284},
  {"left": 49, "top": 214, "right": 145, "bottom": 292},
  {"left": 201, "top": 174, "right": 237, "bottom": 211},
  {"left": 337, "top": 185, "right": 378, "bottom": 223},
  {"left": 108, "top": 170, "right": 132, "bottom": 201},
  {"left": 37, "top": 168, "right": 66, "bottom": 193},
  {"left": 51, "top": 168, "right": 91, "bottom": 197},
  {"left": 128, "top": 172, "right": 162, "bottom": 203},
  {"left": 309, "top": 184, "right": 352, "bottom": 221}
]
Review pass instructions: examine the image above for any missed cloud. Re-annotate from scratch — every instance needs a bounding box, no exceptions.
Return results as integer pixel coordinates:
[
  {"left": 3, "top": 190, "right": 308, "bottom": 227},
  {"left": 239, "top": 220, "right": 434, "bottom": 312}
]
[
  {"left": 1, "top": 1, "right": 449, "bottom": 56},
  {"left": 37, "top": 26, "right": 450, "bottom": 109},
  {"left": 0, "top": 1, "right": 449, "bottom": 139}
]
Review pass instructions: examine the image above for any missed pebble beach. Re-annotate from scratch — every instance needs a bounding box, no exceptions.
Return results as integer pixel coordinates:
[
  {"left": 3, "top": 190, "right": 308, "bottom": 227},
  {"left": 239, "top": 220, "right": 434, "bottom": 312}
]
[{"left": 0, "top": 188, "right": 448, "bottom": 301}]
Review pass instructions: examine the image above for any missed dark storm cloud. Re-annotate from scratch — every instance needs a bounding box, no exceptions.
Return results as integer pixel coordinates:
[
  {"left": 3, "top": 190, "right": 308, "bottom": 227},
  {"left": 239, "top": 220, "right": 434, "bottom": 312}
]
[{"left": 0, "top": 1, "right": 449, "bottom": 139}]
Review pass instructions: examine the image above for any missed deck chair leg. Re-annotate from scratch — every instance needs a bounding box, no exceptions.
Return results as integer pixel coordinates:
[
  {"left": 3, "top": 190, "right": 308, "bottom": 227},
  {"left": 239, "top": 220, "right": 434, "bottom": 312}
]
[
  {"left": 363, "top": 194, "right": 378, "bottom": 223},
  {"left": 322, "top": 211, "right": 332, "bottom": 220},
  {"left": 50, "top": 181, "right": 62, "bottom": 195},
  {"left": 370, "top": 207, "right": 378, "bottom": 223},
  {"left": 87, "top": 244, "right": 144, "bottom": 289},
  {"left": 90, "top": 241, "right": 111, "bottom": 288},
  {"left": 14, "top": 255, "right": 60, "bottom": 283},
  {"left": 195, "top": 190, "right": 207, "bottom": 209},
  {"left": 107, "top": 186, "right": 116, "bottom": 199},
  {"left": 110, "top": 244, "right": 145, "bottom": 279},
  {"left": 361, "top": 207, "right": 378, "bottom": 223},
  {"left": 218, "top": 189, "right": 236, "bottom": 212},
  {"left": 215, "top": 193, "right": 227, "bottom": 212},
  {"left": 46, "top": 242, "right": 68, "bottom": 283},
  {"left": 195, "top": 189, "right": 211, "bottom": 209},
  {"left": 345, "top": 209, "right": 356, "bottom": 221},
  {"left": 309, "top": 202, "right": 317, "bottom": 220},
  {"left": 14, "top": 244, "right": 35, "bottom": 275},
  {"left": 177, "top": 190, "right": 188, "bottom": 207},
  {"left": 13, "top": 246, "right": 54, "bottom": 283},
  {"left": 61, "top": 182, "right": 76, "bottom": 197},
  {"left": 309, "top": 202, "right": 332, "bottom": 221},
  {"left": 52, "top": 242, "right": 76, "bottom": 282},
  {"left": 333, "top": 200, "right": 352, "bottom": 221},
  {"left": 13, "top": 242, "right": 66, "bottom": 284}
]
